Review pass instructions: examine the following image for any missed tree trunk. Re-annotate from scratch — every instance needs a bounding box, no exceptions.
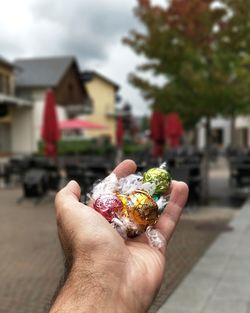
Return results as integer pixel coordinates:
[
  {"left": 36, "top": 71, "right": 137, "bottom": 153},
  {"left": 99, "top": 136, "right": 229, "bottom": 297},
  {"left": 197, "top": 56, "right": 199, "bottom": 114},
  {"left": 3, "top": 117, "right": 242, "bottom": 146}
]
[
  {"left": 230, "top": 115, "right": 236, "bottom": 149},
  {"left": 202, "top": 116, "right": 211, "bottom": 204}
]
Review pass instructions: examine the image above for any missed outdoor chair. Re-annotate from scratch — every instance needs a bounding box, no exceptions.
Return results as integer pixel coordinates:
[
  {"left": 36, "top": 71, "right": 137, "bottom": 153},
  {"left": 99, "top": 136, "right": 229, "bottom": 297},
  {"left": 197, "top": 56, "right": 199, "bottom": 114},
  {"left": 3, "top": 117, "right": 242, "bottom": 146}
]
[
  {"left": 229, "top": 153, "right": 250, "bottom": 188},
  {"left": 29, "top": 156, "right": 62, "bottom": 190},
  {"left": 18, "top": 169, "right": 48, "bottom": 204},
  {"left": 0, "top": 163, "right": 10, "bottom": 186},
  {"left": 232, "top": 155, "right": 250, "bottom": 165},
  {"left": 64, "top": 162, "right": 109, "bottom": 202},
  {"left": 29, "top": 156, "right": 52, "bottom": 168},
  {"left": 65, "top": 164, "right": 86, "bottom": 189},
  {"left": 181, "top": 154, "right": 202, "bottom": 166},
  {"left": 46, "top": 165, "right": 61, "bottom": 191},
  {"left": 83, "top": 164, "right": 109, "bottom": 189},
  {"left": 170, "top": 164, "right": 202, "bottom": 204},
  {"left": 169, "top": 167, "right": 190, "bottom": 184},
  {"left": 230, "top": 164, "right": 250, "bottom": 188},
  {"left": 7, "top": 155, "right": 31, "bottom": 185},
  {"left": 16, "top": 155, "right": 62, "bottom": 204}
]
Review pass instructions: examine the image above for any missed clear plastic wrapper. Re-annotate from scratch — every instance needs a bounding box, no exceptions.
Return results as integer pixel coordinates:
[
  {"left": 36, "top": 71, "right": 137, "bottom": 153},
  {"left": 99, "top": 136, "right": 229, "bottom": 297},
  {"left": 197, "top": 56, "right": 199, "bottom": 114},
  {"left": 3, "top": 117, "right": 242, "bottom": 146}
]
[{"left": 88, "top": 163, "right": 172, "bottom": 248}]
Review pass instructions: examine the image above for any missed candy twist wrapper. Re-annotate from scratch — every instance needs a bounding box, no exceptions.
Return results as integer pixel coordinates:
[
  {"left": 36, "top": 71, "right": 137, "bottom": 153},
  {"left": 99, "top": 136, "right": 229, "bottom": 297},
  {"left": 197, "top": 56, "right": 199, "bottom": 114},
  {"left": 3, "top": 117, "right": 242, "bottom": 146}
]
[{"left": 89, "top": 163, "right": 172, "bottom": 249}]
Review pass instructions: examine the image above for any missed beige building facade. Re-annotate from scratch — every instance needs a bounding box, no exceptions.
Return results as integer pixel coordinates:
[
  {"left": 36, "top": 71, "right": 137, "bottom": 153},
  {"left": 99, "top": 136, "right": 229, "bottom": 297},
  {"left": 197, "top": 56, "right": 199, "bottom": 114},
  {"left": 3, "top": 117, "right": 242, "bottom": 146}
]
[
  {"left": 81, "top": 71, "right": 119, "bottom": 143},
  {"left": 15, "top": 56, "right": 91, "bottom": 152},
  {"left": 0, "top": 57, "right": 33, "bottom": 155}
]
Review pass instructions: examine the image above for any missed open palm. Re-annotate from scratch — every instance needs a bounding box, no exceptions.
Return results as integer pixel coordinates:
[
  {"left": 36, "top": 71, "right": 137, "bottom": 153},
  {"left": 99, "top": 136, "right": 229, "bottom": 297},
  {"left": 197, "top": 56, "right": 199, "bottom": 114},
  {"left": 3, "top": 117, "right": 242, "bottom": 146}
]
[{"left": 53, "top": 160, "right": 188, "bottom": 313}]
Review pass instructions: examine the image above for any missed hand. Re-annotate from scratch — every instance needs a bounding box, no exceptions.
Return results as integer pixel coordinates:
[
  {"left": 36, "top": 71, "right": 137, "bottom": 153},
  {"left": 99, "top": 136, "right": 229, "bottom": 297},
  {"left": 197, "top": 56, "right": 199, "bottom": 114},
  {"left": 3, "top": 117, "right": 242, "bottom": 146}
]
[{"left": 50, "top": 160, "right": 188, "bottom": 313}]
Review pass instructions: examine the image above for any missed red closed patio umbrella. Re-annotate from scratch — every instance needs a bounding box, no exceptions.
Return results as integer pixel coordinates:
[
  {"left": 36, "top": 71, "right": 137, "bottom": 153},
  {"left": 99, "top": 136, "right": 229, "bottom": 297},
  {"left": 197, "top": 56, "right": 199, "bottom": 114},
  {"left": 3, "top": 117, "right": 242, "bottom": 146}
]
[
  {"left": 165, "top": 112, "right": 183, "bottom": 148},
  {"left": 150, "top": 111, "right": 165, "bottom": 157},
  {"left": 41, "top": 90, "right": 60, "bottom": 158}
]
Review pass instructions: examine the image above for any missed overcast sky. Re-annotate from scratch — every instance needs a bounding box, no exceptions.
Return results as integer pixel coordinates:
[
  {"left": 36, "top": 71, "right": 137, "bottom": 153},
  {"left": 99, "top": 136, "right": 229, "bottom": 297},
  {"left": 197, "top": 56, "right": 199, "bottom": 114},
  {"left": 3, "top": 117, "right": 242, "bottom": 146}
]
[{"left": 0, "top": 0, "right": 166, "bottom": 116}]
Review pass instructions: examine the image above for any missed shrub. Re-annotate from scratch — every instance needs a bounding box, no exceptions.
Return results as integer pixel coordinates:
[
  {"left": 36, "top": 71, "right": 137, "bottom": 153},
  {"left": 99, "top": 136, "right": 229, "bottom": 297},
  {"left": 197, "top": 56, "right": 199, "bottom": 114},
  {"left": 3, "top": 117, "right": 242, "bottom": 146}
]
[{"left": 38, "top": 139, "right": 116, "bottom": 156}]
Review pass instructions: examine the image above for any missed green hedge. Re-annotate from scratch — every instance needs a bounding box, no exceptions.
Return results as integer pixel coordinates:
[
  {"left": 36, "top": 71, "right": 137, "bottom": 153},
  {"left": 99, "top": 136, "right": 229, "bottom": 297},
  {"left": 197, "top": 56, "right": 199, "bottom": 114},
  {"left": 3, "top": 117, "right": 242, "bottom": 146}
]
[
  {"left": 38, "top": 139, "right": 116, "bottom": 156},
  {"left": 38, "top": 139, "right": 148, "bottom": 156},
  {"left": 123, "top": 143, "right": 147, "bottom": 155}
]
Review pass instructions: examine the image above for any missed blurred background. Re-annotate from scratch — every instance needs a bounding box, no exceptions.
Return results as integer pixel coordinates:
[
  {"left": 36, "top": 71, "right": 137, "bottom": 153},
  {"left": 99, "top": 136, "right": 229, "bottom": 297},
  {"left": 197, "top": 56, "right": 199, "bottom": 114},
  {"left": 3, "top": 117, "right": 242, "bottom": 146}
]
[{"left": 1, "top": 0, "right": 250, "bottom": 312}]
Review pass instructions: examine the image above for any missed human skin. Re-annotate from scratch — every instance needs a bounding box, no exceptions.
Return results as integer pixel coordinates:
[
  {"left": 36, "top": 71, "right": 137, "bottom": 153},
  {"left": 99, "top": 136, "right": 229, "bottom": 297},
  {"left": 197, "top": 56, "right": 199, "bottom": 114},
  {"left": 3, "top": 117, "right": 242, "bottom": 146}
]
[{"left": 50, "top": 160, "right": 189, "bottom": 313}]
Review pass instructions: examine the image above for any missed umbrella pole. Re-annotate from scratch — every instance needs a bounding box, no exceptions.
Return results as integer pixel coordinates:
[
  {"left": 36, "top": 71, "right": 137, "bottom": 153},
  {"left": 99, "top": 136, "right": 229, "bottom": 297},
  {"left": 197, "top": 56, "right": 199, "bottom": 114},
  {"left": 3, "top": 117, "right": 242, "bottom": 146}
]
[{"left": 115, "top": 147, "right": 123, "bottom": 165}]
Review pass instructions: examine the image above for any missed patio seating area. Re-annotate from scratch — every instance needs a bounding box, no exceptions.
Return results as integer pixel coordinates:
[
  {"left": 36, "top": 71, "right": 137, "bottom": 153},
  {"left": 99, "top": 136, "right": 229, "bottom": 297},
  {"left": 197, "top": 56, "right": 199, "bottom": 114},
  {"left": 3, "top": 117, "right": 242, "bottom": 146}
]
[
  {"left": 2, "top": 147, "right": 250, "bottom": 207},
  {"left": 0, "top": 148, "right": 205, "bottom": 206}
]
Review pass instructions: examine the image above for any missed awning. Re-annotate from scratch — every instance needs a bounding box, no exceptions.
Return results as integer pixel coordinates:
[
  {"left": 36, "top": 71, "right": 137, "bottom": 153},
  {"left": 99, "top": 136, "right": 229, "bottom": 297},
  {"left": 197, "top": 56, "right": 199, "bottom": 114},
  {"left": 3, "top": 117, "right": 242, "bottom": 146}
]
[
  {"left": 59, "top": 118, "right": 107, "bottom": 130},
  {"left": 0, "top": 93, "right": 32, "bottom": 107}
]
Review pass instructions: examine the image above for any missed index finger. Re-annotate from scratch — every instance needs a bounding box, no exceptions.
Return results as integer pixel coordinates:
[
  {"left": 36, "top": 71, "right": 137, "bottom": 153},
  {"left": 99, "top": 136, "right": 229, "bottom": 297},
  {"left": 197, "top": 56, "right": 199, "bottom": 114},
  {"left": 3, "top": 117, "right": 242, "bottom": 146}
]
[
  {"left": 113, "top": 159, "right": 137, "bottom": 178},
  {"left": 87, "top": 159, "right": 137, "bottom": 207},
  {"left": 155, "top": 180, "right": 189, "bottom": 243}
]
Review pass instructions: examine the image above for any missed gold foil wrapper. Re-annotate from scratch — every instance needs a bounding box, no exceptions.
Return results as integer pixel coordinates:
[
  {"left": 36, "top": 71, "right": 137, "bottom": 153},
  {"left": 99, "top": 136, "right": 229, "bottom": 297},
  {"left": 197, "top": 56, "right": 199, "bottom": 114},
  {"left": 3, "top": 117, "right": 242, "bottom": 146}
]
[
  {"left": 126, "top": 190, "right": 158, "bottom": 226},
  {"left": 117, "top": 194, "right": 129, "bottom": 217}
]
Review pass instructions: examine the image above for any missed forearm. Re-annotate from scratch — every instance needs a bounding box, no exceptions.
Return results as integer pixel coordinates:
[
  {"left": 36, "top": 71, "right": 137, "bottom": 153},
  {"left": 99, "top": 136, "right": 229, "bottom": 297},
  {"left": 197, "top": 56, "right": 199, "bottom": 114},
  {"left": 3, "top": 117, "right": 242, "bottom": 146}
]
[{"left": 49, "top": 263, "right": 128, "bottom": 313}]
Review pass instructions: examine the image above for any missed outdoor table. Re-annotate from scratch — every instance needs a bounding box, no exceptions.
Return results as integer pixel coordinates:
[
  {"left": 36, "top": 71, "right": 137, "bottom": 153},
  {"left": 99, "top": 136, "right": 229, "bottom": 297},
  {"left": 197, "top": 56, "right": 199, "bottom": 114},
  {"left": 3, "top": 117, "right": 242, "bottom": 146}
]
[{"left": 230, "top": 164, "right": 250, "bottom": 187}]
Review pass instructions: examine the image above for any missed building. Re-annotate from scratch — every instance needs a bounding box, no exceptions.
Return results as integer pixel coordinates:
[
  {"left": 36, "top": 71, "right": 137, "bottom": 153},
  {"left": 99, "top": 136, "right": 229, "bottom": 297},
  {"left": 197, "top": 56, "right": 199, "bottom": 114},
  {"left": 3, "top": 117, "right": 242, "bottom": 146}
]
[
  {"left": 0, "top": 57, "right": 32, "bottom": 155},
  {"left": 15, "top": 56, "right": 91, "bottom": 151},
  {"left": 1, "top": 55, "right": 120, "bottom": 155},
  {"left": 197, "top": 116, "right": 250, "bottom": 150},
  {"left": 235, "top": 116, "right": 250, "bottom": 148},
  {"left": 81, "top": 71, "right": 119, "bottom": 143}
]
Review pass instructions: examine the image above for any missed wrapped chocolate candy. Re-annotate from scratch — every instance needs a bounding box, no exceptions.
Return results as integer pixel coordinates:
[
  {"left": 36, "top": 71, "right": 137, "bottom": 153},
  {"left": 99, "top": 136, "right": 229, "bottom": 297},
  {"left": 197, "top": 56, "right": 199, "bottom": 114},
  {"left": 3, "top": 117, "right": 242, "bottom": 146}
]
[
  {"left": 143, "top": 163, "right": 172, "bottom": 195},
  {"left": 94, "top": 194, "right": 123, "bottom": 221},
  {"left": 91, "top": 163, "right": 172, "bottom": 248},
  {"left": 125, "top": 190, "right": 158, "bottom": 226}
]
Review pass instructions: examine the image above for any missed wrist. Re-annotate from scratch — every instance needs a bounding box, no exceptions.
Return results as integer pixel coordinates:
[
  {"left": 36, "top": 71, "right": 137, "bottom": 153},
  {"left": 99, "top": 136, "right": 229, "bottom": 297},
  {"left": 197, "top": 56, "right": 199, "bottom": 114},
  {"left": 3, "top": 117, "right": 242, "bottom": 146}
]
[
  {"left": 50, "top": 261, "right": 129, "bottom": 313},
  {"left": 69, "top": 260, "right": 147, "bottom": 313}
]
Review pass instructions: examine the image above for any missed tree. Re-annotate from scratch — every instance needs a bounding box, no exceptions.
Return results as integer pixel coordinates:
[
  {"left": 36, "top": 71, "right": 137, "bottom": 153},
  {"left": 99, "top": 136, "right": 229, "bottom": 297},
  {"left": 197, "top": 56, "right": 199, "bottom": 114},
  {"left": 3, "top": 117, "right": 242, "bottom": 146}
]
[
  {"left": 124, "top": 0, "right": 250, "bottom": 201},
  {"left": 141, "top": 115, "right": 150, "bottom": 132},
  {"left": 215, "top": 0, "right": 250, "bottom": 146}
]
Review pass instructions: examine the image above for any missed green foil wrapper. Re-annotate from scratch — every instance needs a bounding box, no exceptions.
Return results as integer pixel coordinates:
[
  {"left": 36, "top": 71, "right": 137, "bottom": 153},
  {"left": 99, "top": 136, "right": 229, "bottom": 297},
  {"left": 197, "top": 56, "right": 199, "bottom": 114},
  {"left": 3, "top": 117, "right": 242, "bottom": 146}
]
[{"left": 143, "top": 167, "right": 171, "bottom": 195}]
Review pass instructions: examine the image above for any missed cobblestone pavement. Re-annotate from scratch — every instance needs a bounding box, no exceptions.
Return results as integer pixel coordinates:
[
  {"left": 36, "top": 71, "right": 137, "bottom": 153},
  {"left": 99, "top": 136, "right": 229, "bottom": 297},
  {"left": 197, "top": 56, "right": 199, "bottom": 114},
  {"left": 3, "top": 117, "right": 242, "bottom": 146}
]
[
  {"left": 0, "top": 188, "right": 63, "bottom": 313},
  {"left": 0, "top": 187, "right": 234, "bottom": 313}
]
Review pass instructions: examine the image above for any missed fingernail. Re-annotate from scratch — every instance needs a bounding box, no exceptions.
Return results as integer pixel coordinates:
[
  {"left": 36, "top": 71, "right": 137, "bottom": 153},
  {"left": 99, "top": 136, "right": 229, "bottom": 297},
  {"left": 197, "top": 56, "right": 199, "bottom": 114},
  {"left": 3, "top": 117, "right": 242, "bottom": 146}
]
[{"left": 67, "top": 180, "right": 77, "bottom": 188}]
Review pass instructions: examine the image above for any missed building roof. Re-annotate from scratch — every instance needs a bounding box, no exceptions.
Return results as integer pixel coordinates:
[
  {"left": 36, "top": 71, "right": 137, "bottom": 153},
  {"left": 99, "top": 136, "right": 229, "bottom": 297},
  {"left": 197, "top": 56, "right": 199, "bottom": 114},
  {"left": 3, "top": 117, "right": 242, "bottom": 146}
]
[
  {"left": 0, "top": 56, "right": 14, "bottom": 69},
  {"left": 81, "top": 71, "right": 120, "bottom": 91},
  {"left": 15, "top": 56, "right": 76, "bottom": 88}
]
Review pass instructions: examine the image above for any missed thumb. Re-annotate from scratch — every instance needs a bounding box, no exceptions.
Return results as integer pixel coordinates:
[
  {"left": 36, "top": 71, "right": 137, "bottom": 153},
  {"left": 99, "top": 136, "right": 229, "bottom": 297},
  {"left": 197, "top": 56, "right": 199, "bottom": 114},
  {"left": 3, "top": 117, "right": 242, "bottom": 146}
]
[
  {"left": 66, "top": 180, "right": 81, "bottom": 200},
  {"left": 55, "top": 180, "right": 81, "bottom": 212}
]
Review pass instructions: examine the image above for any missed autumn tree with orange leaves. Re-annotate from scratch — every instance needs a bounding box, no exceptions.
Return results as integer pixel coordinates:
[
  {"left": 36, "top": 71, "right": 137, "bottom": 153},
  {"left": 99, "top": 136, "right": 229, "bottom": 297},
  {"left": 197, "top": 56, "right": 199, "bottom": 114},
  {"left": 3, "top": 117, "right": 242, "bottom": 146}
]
[{"left": 124, "top": 0, "right": 250, "bottom": 201}]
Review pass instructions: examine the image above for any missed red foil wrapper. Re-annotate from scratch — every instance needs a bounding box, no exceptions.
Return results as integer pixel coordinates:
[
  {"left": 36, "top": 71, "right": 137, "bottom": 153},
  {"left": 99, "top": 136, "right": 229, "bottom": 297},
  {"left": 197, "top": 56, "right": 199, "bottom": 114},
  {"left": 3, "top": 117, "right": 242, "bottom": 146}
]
[{"left": 94, "top": 194, "right": 123, "bottom": 222}]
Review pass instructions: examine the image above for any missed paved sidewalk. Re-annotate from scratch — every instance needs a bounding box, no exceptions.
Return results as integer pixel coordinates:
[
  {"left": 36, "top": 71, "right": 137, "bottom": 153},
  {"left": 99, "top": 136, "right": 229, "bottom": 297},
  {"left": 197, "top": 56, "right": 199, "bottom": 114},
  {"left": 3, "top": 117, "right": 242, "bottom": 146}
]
[{"left": 157, "top": 199, "right": 250, "bottom": 313}]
